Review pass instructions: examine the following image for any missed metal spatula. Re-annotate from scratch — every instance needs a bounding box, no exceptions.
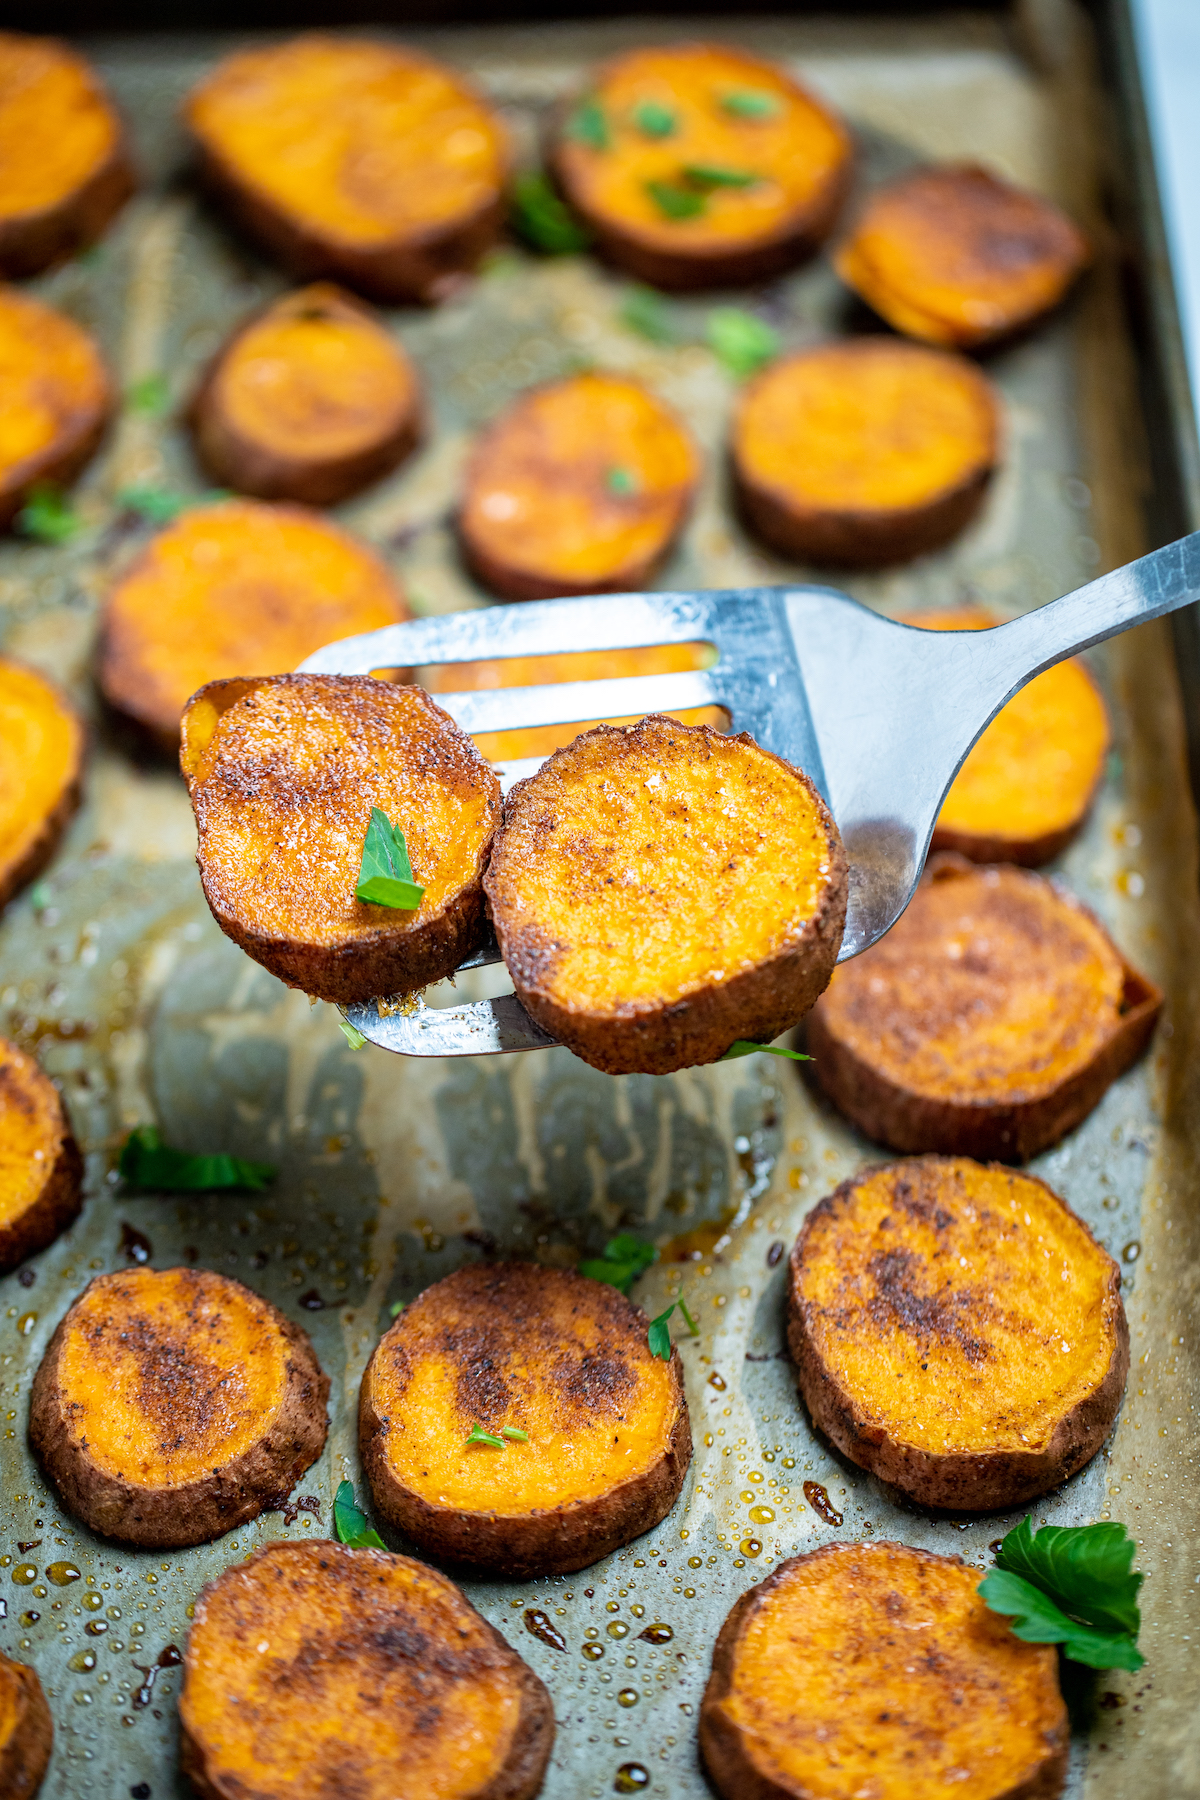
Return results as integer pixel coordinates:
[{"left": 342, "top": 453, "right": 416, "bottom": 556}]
[{"left": 297, "top": 532, "right": 1200, "bottom": 1057}]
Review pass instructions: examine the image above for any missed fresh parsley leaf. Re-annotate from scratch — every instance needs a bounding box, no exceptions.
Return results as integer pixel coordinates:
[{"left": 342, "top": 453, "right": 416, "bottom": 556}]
[
  {"left": 389, "top": 1299, "right": 405, "bottom": 1318},
  {"left": 567, "top": 97, "right": 610, "bottom": 151},
  {"left": 647, "top": 1294, "right": 700, "bottom": 1359},
  {"left": 979, "top": 1517, "right": 1144, "bottom": 1670},
  {"left": 125, "top": 373, "right": 171, "bottom": 416},
  {"left": 707, "top": 307, "right": 778, "bottom": 378},
  {"left": 619, "top": 283, "right": 676, "bottom": 344},
  {"left": 466, "top": 1424, "right": 507, "bottom": 1449},
  {"left": 633, "top": 100, "right": 677, "bottom": 138},
  {"left": 333, "top": 1479, "right": 387, "bottom": 1549},
  {"left": 16, "top": 485, "right": 81, "bottom": 544},
  {"left": 722, "top": 1040, "right": 812, "bottom": 1062},
  {"left": 355, "top": 809, "right": 424, "bottom": 910},
  {"left": 683, "top": 163, "right": 758, "bottom": 190},
  {"left": 511, "top": 171, "right": 592, "bottom": 254},
  {"left": 501, "top": 1426, "right": 529, "bottom": 1442},
  {"left": 578, "top": 1233, "right": 658, "bottom": 1295},
  {"left": 606, "top": 466, "right": 638, "bottom": 497},
  {"left": 338, "top": 1018, "right": 367, "bottom": 1051},
  {"left": 677, "top": 1295, "right": 699, "bottom": 1335},
  {"left": 645, "top": 178, "right": 706, "bottom": 221},
  {"left": 119, "top": 1125, "right": 276, "bottom": 1193},
  {"left": 719, "top": 88, "right": 781, "bottom": 120},
  {"left": 116, "top": 485, "right": 229, "bottom": 525},
  {"left": 28, "top": 882, "right": 52, "bottom": 912}
]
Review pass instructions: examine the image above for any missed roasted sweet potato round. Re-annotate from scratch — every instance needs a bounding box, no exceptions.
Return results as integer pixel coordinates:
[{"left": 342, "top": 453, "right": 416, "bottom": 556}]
[
  {"left": 0, "top": 656, "right": 85, "bottom": 910},
  {"left": 835, "top": 163, "right": 1090, "bottom": 349},
  {"left": 700, "top": 1540, "right": 1068, "bottom": 1800},
  {"left": 733, "top": 339, "right": 1000, "bottom": 567},
  {"left": 180, "top": 1539, "right": 554, "bottom": 1800},
  {"left": 551, "top": 42, "right": 852, "bottom": 289},
  {"left": 30, "top": 1266, "right": 329, "bottom": 1548},
  {"left": 0, "top": 1650, "right": 52, "bottom": 1799},
  {"left": 905, "top": 608, "right": 1110, "bottom": 864},
  {"left": 360, "top": 1262, "right": 691, "bottom": 1576},
  {"left": 0, "top": 32, "right": 135, "bottom": 278},
  {"left": 183, "top": 673, "right": 501, "bottom": 1006},
  {"left": 787, "top": 1155, "right": 1128, "bottom": 1511},
  {"left": 0, "top": 284, "right": 111, "bottom": 529},
  {"left": 98, "top": 499, "right": 410, "bottom": 750},
  {"left": 460, "top": 372, "right": 700, "bottom": 601},
  {"left": 485, "top": 715, "right": 847, "bottom": 1074},
  {"left": 189, "top": 282, "right": 422, "bottom": 506},
  {"left": 0, "top": 1038, "right": 82, "bottom": 1276},
  {"left": 185, "top": 35, "right": 509, "bottom": 304},
  {"left": 807, "top": 855, "right": 1162, "bottom": 1162}
]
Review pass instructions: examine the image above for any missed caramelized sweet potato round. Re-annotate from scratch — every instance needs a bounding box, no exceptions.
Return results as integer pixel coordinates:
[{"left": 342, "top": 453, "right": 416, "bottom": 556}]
[
  {"left": 733, "top": 340, "right": 1000, "bottom": 567},
  {"left": 183, "top": 673, "right": 501, "bottom": 1006},
  {"left": 0, "top": 1650, "right": 52, "bottom": 1799},
  {"left": 189, "top": 283, "right": 422, "bottom": 506},
  {"left": 30, "top": 1266, "right": 329, "bottom": 1548},
  {"left": 807, "top": 855, "right": 1161, "bottom": 1162},
  {"left": 902, "top": 608, "right": 1110, "bottom": 864},
  {"left": 787, "top": 1156, "right": 1128, "bottom": 1511},
  {"left": 180, "top": 1540, "right": 554, "bottom": 1800},
  {"left": 0, "top": 657, "right": 84, "bottom": 910},
  {"left": 185, "top": 35, "right": 509, "bottom": 304},
  {"left": 836, "top": 163, "right": 1090, "bottom": 349},
  {"left": 700, "top": 1540, "right": 1068, "bottom": 1800},
  {"left": 485, "top": 715, "right": 847, "bottom": 1074},
  {"left": 551, "top": 42, "right": 852, "bottom": 289},
  {"left": 0, "top": 32, "right": 134, "bottom": 278},
  {"left": 360, "top": 1262, "right": 691, "bottom": 1576},
  {"left": 460, "top": 373, "right": 700, "bottom": 601},
  {"left": 0, "top": 284, "right": 111, "bottom": 529},
  {"left": 98, "top": 499, "right": 410, "bottom": 750},
  {"left": 0, "top": 1038, "right": 82, "bottom": 1276}
]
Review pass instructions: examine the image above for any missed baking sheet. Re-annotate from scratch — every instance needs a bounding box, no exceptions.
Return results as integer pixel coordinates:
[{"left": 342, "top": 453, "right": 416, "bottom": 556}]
[{"left": 0, "top": 4, "right": 1197, "bottom": 1795}]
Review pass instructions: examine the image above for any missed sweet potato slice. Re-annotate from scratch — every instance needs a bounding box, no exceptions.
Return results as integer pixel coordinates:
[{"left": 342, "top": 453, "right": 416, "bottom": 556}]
[
  {"left": 733, "top": 340, "right": 1000, "bottom": 567},
  {"left": 182, "top": 673, "right": 501, "bottom": 1006},
  {"left": 180, "top": 1540, "right": 554, "bottom": 1800},
  {"left": 484, "top": 715, "right": 847, "bottom": 1074},
  {"left": 189, "top": 282, "right": 422, "bottom": 506},
  {"left": 98, "top": 499, "right": 411, "bottom": 750},
  {"left": 0, "top": 1038, "right": 82, "bottom": 1276},
  {"left": 0, "top": 1651, "right": 52, "bottom": 1799},
  {"left": 0, "top": 33, "right": 134, "bottom": 278},
  {"left": 360, "top": 1262, "right": 691, "bottom": 1576},
  {"left": 551, "top": 42, "right": 852, "bottom": 290},
  {"left": 30, "top": 1266, "right": 329, "bottom": 1548},
  {"left": 460, "top": 373, "right": 699, "bottom": 601},
  {"left": 835, "top": 164, "right": 1090, "bottom": 349},
  {"left": 184, "top": 35, "right": 509, "bottom": 304},
  {"left": 0, "top": 284, "right": 111, "bottom": 529},
  {"left": 901, "top": 608, "right": 1109, "bottom": 864},
  {"left": 787, "top": 1155, "right": 1128, "bottom": 1511},
  {"left": 807, "top": 855, "right": 1161, "bottom": 1162},
  {"left": 0, "top": 657, "right": 85, "bottom": 910},
  {"left": 700, "top": 1540, "right": 1068, "bottom": 1800}
]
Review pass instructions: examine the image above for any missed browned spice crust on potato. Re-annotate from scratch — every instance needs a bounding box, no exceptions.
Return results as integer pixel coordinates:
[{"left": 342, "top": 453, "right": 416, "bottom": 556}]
[
  {"left": 0, "top": 1038, "right": 83, "bottom": 1276},
  {"left": 0, "top": 285, "right": 112, "bottom": 531},
  {"left": 0, "top": 1651, "right": 53, "bottom": 1799}
]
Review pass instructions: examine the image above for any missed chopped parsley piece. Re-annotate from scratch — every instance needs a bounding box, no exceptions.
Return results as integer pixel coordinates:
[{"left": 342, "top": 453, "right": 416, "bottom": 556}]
[
  {"left": 578, "top": 1233, "right": 658, "bottom": 1294},
  {"left": 633, "top": 100, "right": 677, "bottom": 138},
  {"left": 683, "top": 163, "right": 758, "bottom": 189},
  {"left": 719, "top": 88, "right": 781, "bottom": 120},
  {"left": 501, "top": 1426, "right": 529, "bottom": 1442},
  {"left": 979, "top": 1517, "right": 1144, "bottom": 1671},
  {"left": 606, "top": 466, "right": 638, "bottom": 497},
  {"left": 125, "top": 373, "right": 171, "bottom": 416},
  {"left": 511, "top": 171, "right": 592, "bottom": 254},
  {"left": 389, "top": 1299, "right": 405, "bottom": 1318},
  {"left": 465, "top": 1424, "right": 507, "bottom": 1449},
  {"left": 707, "top": 307, "right": 779, "bottom": 378},
  {"left": 16, "top": 485, "right": 81, "bottom": 545},
  {"left": 338, "top": 1018, "right": 367, "bottom": 1051},
  {"left": 620, "top": 283, "right": 676, "bottom": 344},
  {"left": 333, "top": 1480, "right": 387, "bottom": 1549},
  {"left": 567, "top": 97, "right": 610, "bottom": 151},
  {"left": 116, "top": 485, "right": 229, "bottom": 525},
  {"left": 722, "top": 1040, "right": 812, "bottom": 1062},
  {"left": 645, "top": 178, "right": 706, "bottom": 221},
  {"left": 119, "top": 1125, "right": 276, "bottom": 1193},
  {"left": 647, "top": 1294, "right": 699, "bottom": 1360},
  {"left": 355, "top": 809, "right": 424, "bottom": 911}
]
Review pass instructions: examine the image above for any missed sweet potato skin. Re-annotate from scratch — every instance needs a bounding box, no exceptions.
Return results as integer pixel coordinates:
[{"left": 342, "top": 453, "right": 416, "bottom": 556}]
[
  {"left": 188, "top": 283, "right": 423, "bottom": 506},
  {"left": 0, "top": 286, "right": 112, "bottom": 530},
  {"left": 0, "top": 1039, "right": 83, "bottom": 1275},
  {"left": 786, "top": 1157, "right": 1129, "bottom": 1511},
  {"left": 29, "top": 1268, "right": 329, "bottom": 1548},
  {"left": 0, "top": 1654, "right": 53, "bottom": 1800},
  {"left": 0, "top": 658, "right": 85, "bottom": 912}
]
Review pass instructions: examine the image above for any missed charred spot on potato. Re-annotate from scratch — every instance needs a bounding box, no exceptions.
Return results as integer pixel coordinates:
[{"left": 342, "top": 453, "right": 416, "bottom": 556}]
[
  {"left": 0, "top": 657, "right": 84, "bottom": 912},
  {"left": 0, "top": 285, "right": 111, "bottom": 529},
  {"left": 0, "top": 1038, "right": 82, "bottom": 1278}
]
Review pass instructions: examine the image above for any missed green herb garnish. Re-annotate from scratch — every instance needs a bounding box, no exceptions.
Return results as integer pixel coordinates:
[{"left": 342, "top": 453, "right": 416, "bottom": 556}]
[
  {"left": 125, "top": 373, "right": 171, "bottom": 416},
  {"left": 707, "top": 307, "right": 778, "bottom": 378},
  {"left": 719, "top": 88, "right": 781, "bottom": 120},
  {"left": 647, "top": 1294, "right": 699, "bottom": 1360},
  {"left": 333, "top": 1479, "right": 387, "bottom": 1549},
  {"left": 633, "top": 100, "right": 677, "bottom": 138},
  {"left": 511, "top": 171, "right": 593, "bottom": 254},
  {"left": 501, "top": 1426, "right": 529, "bottom": 1442},
  {"left": 16, "top": 485, "right": 81, "bottom": 544},
  {"left": 356, "top": 809, "right": 424, "bottom": 911},
  {"left": 645, "top": 178, "right": 706, "bottom": 221},
  {"left": 466, "top": 1424, "right": 507, "bottom": 1449},
  {"left": 619, "top": 283, "right": 675, "bottom": 344},
  {"left": 683, "top": 163, "right": 757, "bottom": 190},
  {"left": 389, "top": 1299, "right": 405, "bottom": 1318},
  {"left": 579, "top": 1232, "right": 658, "bottom": 1295},
  {"left": 606, "top": 466, "right": 638, "bottom": 497},
  {"left": 338, "top": 1018, "right": 367, "bottom": 1051},
  {"left": 116, "top": 485, "right": 229, "bottom": 525},
  {"left": 978, "top": 1517, "right": 1144, "bottom": 1671},
  {"left": 119, "top": 1125, "right": 276, "bottom": 1193},
  {"left": 567, "top": 97, "right": 610, "bottom": 151},
  {"left": 722, "top": 1040, "right": 812, "bottom": 1062}
]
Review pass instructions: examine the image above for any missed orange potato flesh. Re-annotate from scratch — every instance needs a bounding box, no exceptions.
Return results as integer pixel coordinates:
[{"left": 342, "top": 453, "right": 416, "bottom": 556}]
[
  {"left": 0, "top": 1038, "right": 81, "bottom": 1261},
  {"left": 904, "top": 608, "right": 1109, "bottom": 859},
  {"left": 186, "top": 36, "right": 507, "bottom": 251},
  {"left": 703, "top": 1541, "right": 1066, "bottom": 1800},
  {"left": 363, "top": 1263, "right": 682, "bottom": 1516},
  {"left": 182, "top": 1541, "right": 550, "bottom": 1800},
  {"left": 836, "top": 164, "right": 1090, "bottom": 349},
  {"left": 795, "top": 1157, "right": 1123, "bottom": 1457},
  {"left": 555, "top": 43, "right": 850, "bottom": 257},
  {"left": 460, "top": 373, "right": 699, "bottom": 599},
  {"left": 52, "top": 1268, "right": 294, "bottom": 1489},
  {"left": 0, "top": 284, "right": 109, "bottom": 521},
  {"left": 98, "top": 500, "right": 409, "bottom": 747},
  {"left": 0, "top": 1651, "right": 52, "bottom": 1798},
  {"left": 0, "top": 657, "right": 84, "bottom": 908},
  {"left": 0, "top": 34, "right": 122, "bottom": 233}
]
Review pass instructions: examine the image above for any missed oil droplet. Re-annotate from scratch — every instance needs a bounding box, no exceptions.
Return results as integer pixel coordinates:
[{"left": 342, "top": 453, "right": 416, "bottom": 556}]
[
  {"left": 85, "top": 1620, "right": 108, "bottom": 1637},
  {"left": 524, "top": 1609, "right": 567, "bottom": 1652},
  {"left": 707, "top": 1372, "right": 726, "bottom": 1392},
  {"left": 1123, "top": 1241, "right": 1141, "bottom": 1263},
  {"left": 766, "top": 1241, "right": 785, "bottom": 1267},
  {"left": 614, "top": 1764, "right": 649, "bottom": 1793},
  {"left": 582, "top": 1642, "right": 605, "bottom": 1661},
  {"left": 84, "top": 1593, "right": 103, "bottom": 1611},
  {"left": 17, "top": 1314, "right": 36, "bottom": 1336},
  {"left": 749, "top": 1505, "right": 775, "bottom": 1525},
  {"left": 740, "top": 1538, "right": 763, "bottom": 1558},
  {"left": 638, "top": 1623, "right": 673, "bottom": 1644},
  {"left": 19, "top": 1612, "right": 38, "bottom": 1627},
  {"left": 617, "top": 1688, "right": 639, "bottom": 1708},
  {"left": 781, "top": 1457, "right": 795, "bottom": 1469},
  {"left": 607, "top": 1620, "right": 629, "bottom": 1639},
  {"left": 803, "top": 1481, "right": 843, "bottom": 1526},
  {"left": 606, "top": 1601, "right": 620, "bottom": 1613},
  {"left": 69, "top": 1650, "right": 96, "bottom": 1673},
  {"left": 47, "top": 1562, "right": 81, "bottom": 1586},
  {"left": 119, "top": 1222, "right": 152, "bottom": 1264},
  {"left": 12, "top": 1565, "right": 36, "bottom": 1586}
]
